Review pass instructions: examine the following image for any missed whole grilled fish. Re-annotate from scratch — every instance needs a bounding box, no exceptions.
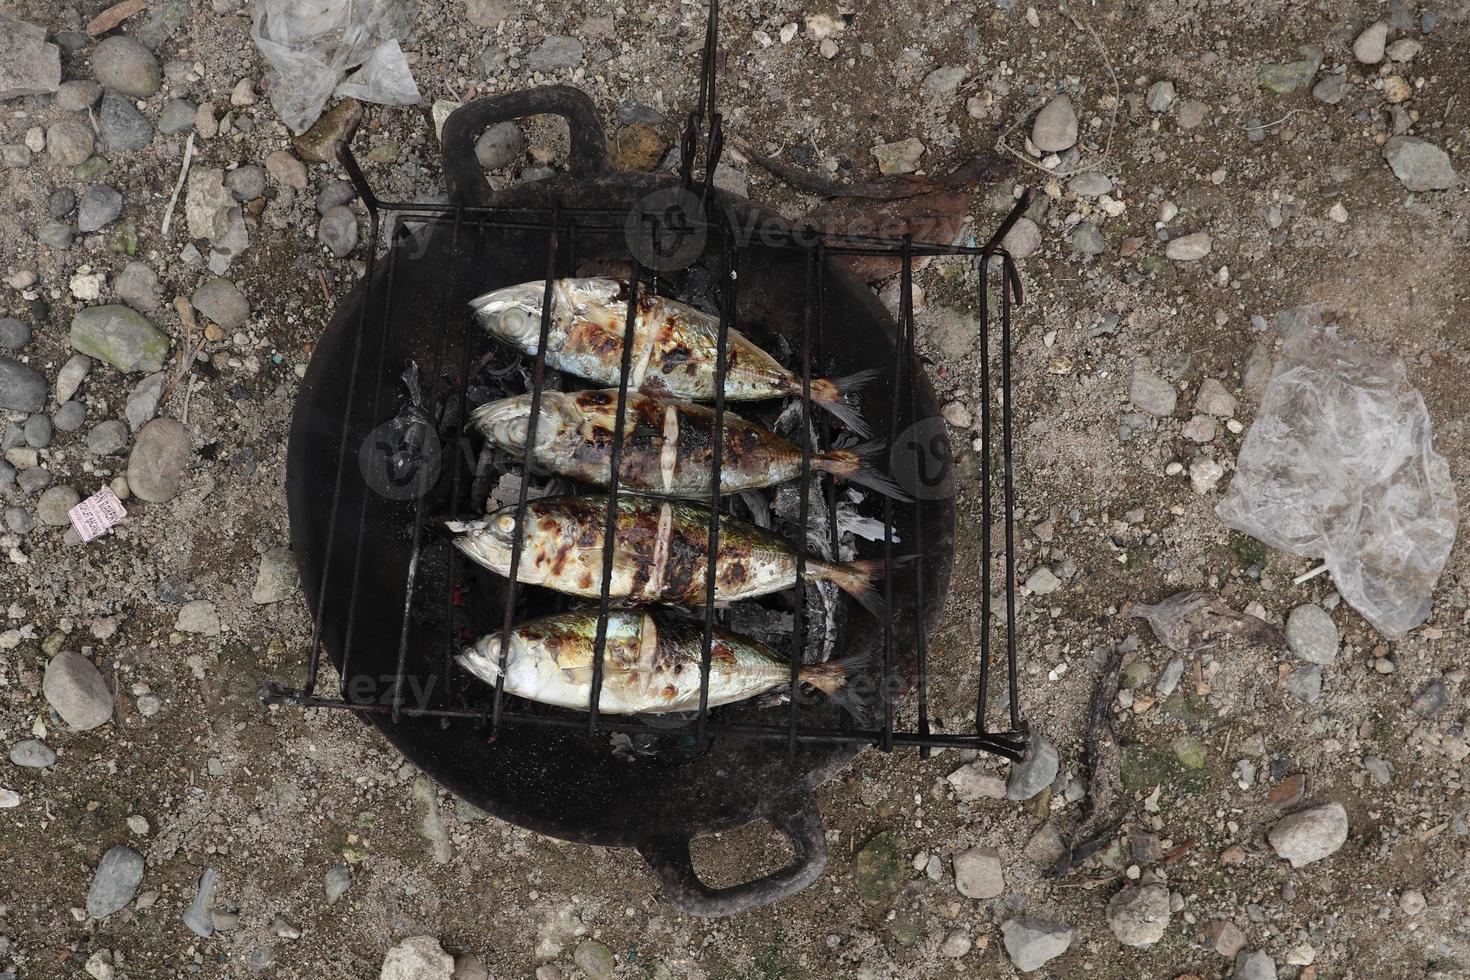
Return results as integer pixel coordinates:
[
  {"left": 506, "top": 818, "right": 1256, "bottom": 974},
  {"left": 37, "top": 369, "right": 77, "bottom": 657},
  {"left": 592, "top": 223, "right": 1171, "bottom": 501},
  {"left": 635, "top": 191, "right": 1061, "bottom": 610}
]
[
  {"left": 450, "top": 494, "right": 884, "bottom": 616},
  {"left": 458, "top": 609, "right": 862, "bottom": 714},
  {"left": 469, "top": 278, "right": 876, "bottom": 436},
  {"left": 470, "top": 389, "right": 909, "bottom": 500}
]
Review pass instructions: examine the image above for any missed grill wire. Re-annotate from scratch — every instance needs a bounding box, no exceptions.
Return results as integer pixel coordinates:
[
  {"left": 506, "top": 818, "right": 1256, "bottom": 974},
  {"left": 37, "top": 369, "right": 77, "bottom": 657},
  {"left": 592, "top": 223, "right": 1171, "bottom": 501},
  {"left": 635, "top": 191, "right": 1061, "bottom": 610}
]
[{"left": 263, "top": 0, "right": 1031, "bottom": 763}]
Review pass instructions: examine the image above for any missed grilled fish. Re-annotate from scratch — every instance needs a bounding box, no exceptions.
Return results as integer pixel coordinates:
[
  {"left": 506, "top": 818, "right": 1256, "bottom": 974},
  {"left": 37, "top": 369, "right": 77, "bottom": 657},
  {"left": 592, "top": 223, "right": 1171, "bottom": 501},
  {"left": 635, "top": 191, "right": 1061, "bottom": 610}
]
[
  {"left": 450, "top": 494, "right": 884, "bottom": 616},
  {"left": 469, "top": 277, "right": 876, "bottom": 436},
  {"left": 470, "top": 389, "right": 909, "bottom": 500},
  {"left": 458, "top": 609, "right": 862, "bottom": 714}
]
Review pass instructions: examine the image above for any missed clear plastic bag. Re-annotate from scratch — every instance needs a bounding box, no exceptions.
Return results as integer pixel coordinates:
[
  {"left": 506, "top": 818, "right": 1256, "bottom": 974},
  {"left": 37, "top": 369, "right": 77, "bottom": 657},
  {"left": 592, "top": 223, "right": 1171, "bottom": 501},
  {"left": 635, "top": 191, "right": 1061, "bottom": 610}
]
[
  {"left": 1216, "top": 309, "right": 1458, "bottom": 638},
  {"left": 250, "top": 0, "right": 421, "bottom": 134}
]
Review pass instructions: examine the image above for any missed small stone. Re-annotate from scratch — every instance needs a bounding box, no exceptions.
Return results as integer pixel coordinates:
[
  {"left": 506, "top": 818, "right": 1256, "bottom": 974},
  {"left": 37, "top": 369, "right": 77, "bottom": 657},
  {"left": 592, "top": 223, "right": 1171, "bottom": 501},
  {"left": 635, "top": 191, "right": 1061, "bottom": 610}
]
[
  {"left": 56, "top": 353, "right": 92, "bottom": 404},
  {"left": 224, "top": 165, "right": 266, "bottom": 202},
  {"left": 1234, "top": 950, "right": 1278, "bottom": 980},
  {"left": 941, "top": 401, "right": 972, "bottom": 428},
  {"left": 252, "top": 548, "right": 297, "bottom": 603},
  {"left": 24, "top": 414, "right": 52, "bottom": 449},
  {"left": 1007, "top": 734, "right": 1059, "bottom": 800},
  {"left": 939, "top": 929, "right": 971, "bottom": 958},
  {"left": 0, "top": 357, "right": 46, "bottom": 412},
  {"left": 191, "top": 277, "right": 250, "bottom": 329},
  {"left": 78, "top": 185, "right": 124, "bottom": 233},
  {"left": 1283, "top": 665, "right": 1323, "bottom": 703},
  {"left": 16, "top": 465, "right": 50, "bottom": 494},
  {"left": 127, "top": 417, "right": 189, "bottom": 502},
  {"left": 528, "top": 35, "right": 584, "bottom": 71},
  {"left": 953, "top": 845, "right": 1004, "bottom": 898},
  {"left": 1268, "top": 802, "right": 1348, "bottom": 867},
  {"left": 1071, "top": 222, "right": 1105, "bottom": 255},
  {"left": 314, "top": 180, "right": 357, "bottom": 214},
  {"left": 1026, "top": 566, "right": 1061, "bottom": 595},
  {"left": 475, "top": 121, "right": 523, "bottom": 170},
  {"left": 571, "top": 940, "right": 615, "bottom": 980},
  {"left": 1382, "top": 75, "right": 1413, "bottom": 103},
  {"left": 56, "top": 79, "right": 102, "bottom": 111},
  {"left": 946, "top": 763, "right": 1007, "bottom": 801},
  {"left": 1411, "top": 679, "right": 1449, "bottom": 717},
  {"left": 1069, "top": 172, "right": 1113, "bottom": 197},
  {"left": 87, "top": 845, "right": 145, "bottom": 918},
  {"left": 1400, "top": 889, "right": 1426, "bottom": 915},
  {"left": 1205, "top": 920, "right": 1247, "bottom": 958},
  {"left": 264, "top": 150, "right": 308, "bottom": 190},
  {"left": 1384, "top": 136, "right": 1459, "bottom": 192},
  {"left": 324, "top": 865, "right": 352, "bottom": 903},
  {"left": 54, "top": 401, "right": 86, "bottom": 432},
  {"left": 176, "top": 599, "right": 219, "bottom": 636},
  {"left": 1165, "top": 231, "right": 1212, "bottom": 261},
  {"left": 10, "top": 738, "right": 56, "bottom": 767},
  {"left": 186, "top": 167, "right": 233, "bottom": 240},
  {"left": 1146, "top": 80, "right": 1176, "bottom": 112},
  {"left": 157, "top": 98, "right": 196, "bottom": 135},
  {"left": 466, "top": 0, "right": 510, "bottom": 27},
  {"left": 451, "top": 955, "right": 489, "bottom": 980},
  {"left": 91, "top": 36, "right": 161, "bottom": 98},
  {"left": 1194, "top": 378, "right": 1236, "bottom": 417},
  {"left": 38, "top": 220, "right": 76, "bottom": 250},
  {"left": 114, "top": 262, "right": 161, "bottom": 314},
  {"left": 43, "top": 650, "right": 113, "bottom": 730},
  {"left": 97, "top": 91, "right": 152, "bottom": 152},
  {"left": 47, "top": 117, "right": 95, "bottom": 167},
  {"left": 71, "top": 305, "right": 169, "bottom": 373},
  {"left": 1, "top": 143, "right": 31, "bottom": 168},
  {"left": 1285, "top": 605, "right": 1338, "bottom": 664},
  {"left": 37, "top": 484, "right": 79, "bottom": 526},
  {"left": 1189, "top": 456, "right": 1225, "bottom": 494},
  {"left": 182, "top": 868, "right": 219, "bottom": 938},
  {"left": 0, "top": 16, "right": 60, "bottom": 100},
  {"left": 1032, "top": 94, "right": 1078, "bottom": 152},
  {"left": 87, "top": 420, "right": 130, "bottom": 456},
  {"left": 230, "top": 76, "right": 256, "bottom": 107},
  {"left": 871, "top": 137, "right": 925, "bottom": 175},
  {"left": 1353, "top": 22, "right": 1389, "bottom": 64},
  {"left": 318, "top": 206, "right": 359, "bottom": 258},
  {"left": 1312, "top": 73, "right": 1347, "bottom": 105},
  {"left": 1129, "top": 364, "right": 1177, "bottom": 417},
  {"left": 1387, "top": 38, "right": 1421, "bottom": 61},
  {"left": 1183, "top": 414, "right": 1217, "bottom": 443},
  {"left": 1107, "top": 883, "right": 1171, "bottom": 946},
  {"left": 0, "top": 318, "right": 30, "bottom": 351},
  {"left": 922, "top": 65, "right": 967, "bottom": 98},
  {"left": 293, "top": 99, "right": 363, "bottom": 162},
  {"left": 1259, "top": 47, "right": 1321, "bottom": 94},
  {"left": 1177, "top": 99, "right": 1208, "bottom": 128},
  {"left": 609, "top": 123, "right": 666, "bottom": 172},
  {"left": 1171, "top": 734, "right": 1207, "bottom": 769},
  {"left": 1003, "top": 217, "right": 1042, "bottom": 258},
  {"left": 195, "top": 102, "right": 218, "bottom": 138},
  {"left": 478, "top": 46, "right": 509, "bottom": 74},
  {"left": 1001, "top": 916, "right": 1073, "bottom": 973}
]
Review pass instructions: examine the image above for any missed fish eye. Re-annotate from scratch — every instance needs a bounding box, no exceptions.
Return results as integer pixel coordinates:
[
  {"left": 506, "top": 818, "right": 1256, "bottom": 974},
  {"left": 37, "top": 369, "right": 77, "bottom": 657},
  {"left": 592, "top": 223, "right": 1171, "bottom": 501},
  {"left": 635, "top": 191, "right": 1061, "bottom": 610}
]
[
  {"left": 500, "top": 308, "right": 535, "bottom": 337},
  {"left": 493, "top": 513, "right": 517, "bottom": 537}
]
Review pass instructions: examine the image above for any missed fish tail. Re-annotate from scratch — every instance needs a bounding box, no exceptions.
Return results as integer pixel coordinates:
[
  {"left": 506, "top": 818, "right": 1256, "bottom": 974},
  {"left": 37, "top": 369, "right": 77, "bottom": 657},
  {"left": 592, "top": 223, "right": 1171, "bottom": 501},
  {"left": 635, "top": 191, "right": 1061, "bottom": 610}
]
[
  {"left": 814, "top": 440, "right": 913, "bottom": 502},
  {"left": 809, "top": 369, "right": 879, "bottom": 438},
  {"left": 800, "top": 650, "right": 873, "bottom": 719},
  {"left": 811, "top": 557, "right": 886, "bottom": 619}
]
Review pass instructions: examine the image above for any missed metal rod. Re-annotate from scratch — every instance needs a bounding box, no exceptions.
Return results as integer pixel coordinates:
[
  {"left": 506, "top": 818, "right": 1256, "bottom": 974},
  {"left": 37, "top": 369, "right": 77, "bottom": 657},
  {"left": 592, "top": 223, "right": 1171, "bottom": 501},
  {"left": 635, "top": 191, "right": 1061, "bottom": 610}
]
[
  {"left": 901, "top": 241, "right": 930, "bottom": 759},
  {"left": 787, "top": 245, "right": 817, "bottom": 759},
  {"left": 877, "top": 239, "right": 913, "bottom": 752},
  {"left": 1001, "top": 254, "right": 1021, "bottom": 732},
  {"left": 976, "top": 255, "right": 993, "bottom": 734}
]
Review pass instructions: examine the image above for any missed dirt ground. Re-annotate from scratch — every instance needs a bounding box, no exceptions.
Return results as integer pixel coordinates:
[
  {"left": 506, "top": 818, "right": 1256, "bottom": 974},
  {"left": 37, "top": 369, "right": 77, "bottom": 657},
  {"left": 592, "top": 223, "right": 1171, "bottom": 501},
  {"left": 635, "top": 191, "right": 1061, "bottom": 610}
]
[{"left": 2, "top": 0, "right": 1468, "bottom": 977}]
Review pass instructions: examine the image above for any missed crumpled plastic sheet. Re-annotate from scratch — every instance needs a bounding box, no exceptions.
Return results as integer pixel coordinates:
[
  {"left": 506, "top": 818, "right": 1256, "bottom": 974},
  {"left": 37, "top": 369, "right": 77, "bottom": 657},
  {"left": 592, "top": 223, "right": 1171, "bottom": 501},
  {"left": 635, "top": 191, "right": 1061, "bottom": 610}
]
[
  {"left": 250, "top": 0, "right": 422, "bottom": 134},
  {"left": 1216, "top": 310, "right": 1459, "bottom": 639}
]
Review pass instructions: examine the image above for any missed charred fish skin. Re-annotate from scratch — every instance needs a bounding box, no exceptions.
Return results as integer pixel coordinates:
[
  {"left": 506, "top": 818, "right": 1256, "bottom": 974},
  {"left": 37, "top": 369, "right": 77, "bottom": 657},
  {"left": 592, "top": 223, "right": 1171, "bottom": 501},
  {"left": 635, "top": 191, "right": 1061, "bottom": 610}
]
[
  {"left": 450, "top": 494, "right": 885, "bottom": 614},
  {"left": 457, "top": 609, "right": 852, "bottom": 715}
]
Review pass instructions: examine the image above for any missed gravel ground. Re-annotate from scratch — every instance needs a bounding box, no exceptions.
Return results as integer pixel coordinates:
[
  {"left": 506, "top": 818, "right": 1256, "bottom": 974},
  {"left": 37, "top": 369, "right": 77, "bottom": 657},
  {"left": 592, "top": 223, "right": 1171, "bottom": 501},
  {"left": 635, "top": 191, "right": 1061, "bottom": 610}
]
[{"left": 1, "top": 0, "right": 1468, "bottom": 978}]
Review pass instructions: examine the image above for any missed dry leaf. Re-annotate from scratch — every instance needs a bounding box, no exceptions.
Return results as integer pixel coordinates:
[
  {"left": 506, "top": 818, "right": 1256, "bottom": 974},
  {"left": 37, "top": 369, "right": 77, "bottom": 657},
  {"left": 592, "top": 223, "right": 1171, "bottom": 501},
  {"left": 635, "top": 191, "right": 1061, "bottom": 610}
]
[{"left": 1126, "top": 590, "right": 1286, "bottom": 653}]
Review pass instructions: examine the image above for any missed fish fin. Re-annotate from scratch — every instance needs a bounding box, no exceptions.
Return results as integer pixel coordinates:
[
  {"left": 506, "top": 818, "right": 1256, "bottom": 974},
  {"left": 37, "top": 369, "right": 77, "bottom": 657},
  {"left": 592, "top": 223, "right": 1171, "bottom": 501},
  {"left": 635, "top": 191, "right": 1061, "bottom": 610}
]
[
  {"left": 800, "top": 649, "right": 875, "bottom": 721},
  {"left": 810, "top": 557, "right": 886, "bottom": 619},
  {"left": 810, "top": 369, "right": 880, "bottom": 438},
  {"left": 815, "top": 442, "right": 913, "bottom": 502},
  {"left": 445, "top": 519, "right": 482, "bottom": 534}
]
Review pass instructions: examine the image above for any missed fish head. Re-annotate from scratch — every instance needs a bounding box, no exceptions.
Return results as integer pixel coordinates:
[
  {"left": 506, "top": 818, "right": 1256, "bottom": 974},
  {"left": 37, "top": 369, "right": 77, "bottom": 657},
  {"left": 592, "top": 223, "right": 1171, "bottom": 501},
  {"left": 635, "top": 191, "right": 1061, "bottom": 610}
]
[
  {"left": 449, "top": 514, "right": 523, "bottom": 581},
  {"left": 469, "top": 282, "right": 549, "bottom": 352},
  {"left": 458, "top": 631, "right": 530, "bottom": 687},
  {"left": 471, "top": 393, "right": 576, "bottom": 453}
]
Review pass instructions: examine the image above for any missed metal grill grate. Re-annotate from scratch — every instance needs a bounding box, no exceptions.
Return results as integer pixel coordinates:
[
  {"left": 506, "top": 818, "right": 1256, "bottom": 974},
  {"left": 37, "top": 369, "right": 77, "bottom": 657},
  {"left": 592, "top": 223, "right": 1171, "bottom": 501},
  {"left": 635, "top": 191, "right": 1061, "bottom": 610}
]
[{"left": 263, "top": 2, "right": 1031, "bottom": 764}]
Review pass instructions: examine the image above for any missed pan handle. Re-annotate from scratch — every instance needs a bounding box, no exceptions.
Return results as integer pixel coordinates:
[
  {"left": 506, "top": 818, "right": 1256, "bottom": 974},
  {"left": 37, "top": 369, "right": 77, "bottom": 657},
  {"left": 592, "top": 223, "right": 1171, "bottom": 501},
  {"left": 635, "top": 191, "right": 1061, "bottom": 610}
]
[
  {"left": 635, "top": 797, "right": 828, "bottom": 918},
  {"left": 441, "top": 86, "right": 612, "bottom": 208}
]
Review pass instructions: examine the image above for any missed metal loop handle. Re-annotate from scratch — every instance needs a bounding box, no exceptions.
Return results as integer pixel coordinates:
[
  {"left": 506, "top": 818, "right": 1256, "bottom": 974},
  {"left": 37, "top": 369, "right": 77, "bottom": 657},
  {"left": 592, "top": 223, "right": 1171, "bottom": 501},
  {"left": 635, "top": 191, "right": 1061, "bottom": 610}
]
[
  {"left": 441, "top": 86, "right": 613, "bottom": 208},
  {"left": 635, "top": 798, "right": 827, "bottom": 917}
]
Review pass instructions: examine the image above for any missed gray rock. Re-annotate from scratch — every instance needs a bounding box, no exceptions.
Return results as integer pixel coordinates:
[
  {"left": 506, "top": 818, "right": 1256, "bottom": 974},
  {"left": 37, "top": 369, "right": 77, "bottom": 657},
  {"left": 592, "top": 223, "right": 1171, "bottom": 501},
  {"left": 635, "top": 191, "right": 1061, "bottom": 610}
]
[
  {"left": 127, "top": 418, "right": 190, "bottom": 502},
  {"left": 318, "top": 205, "right": 359, "bottom": 258},
  {"left": 324, "top": 865, "right": 352, "bottom": 904},
  {"left": 1353, "top": 21, "right": 1389, "bottom": 64},
  {"left": 478, "top": 45, "right": 508, "bottom": 74},
  {"left": 952, "top": 845, "right": 1004, "bottom": 898},
  {"left": 1268, "top": 802, "right": 1348, "bottom": 867},
  {"left": 78, "top": 184, "right": 124, "bottom": 233},
  {"left": 1129, "top": 364, "right": 1177, "bottom": 417},
  {"left": 48, "top": 186, "right": 76, "bottom": 218},
  {"left": 1106, "top": 883, "right": 1171, "bottom": 946},
  {"left": 43, "top": 650, "right": 113, "bottom": 729},
  {"left": 381, "top": 937, "right": 454, "bottom": 979},
  {"left": 1286, "top": 604, "right": 1338, "bottom": 664},
  {"left": 53, "top": 401, "right": 86, "bottom": 431},
  {"left": 1411, "top": 679, "right": 1449, "bottom": 717},
  {"left": 0, "top": 18, "right": 61, "bottom": 100},
  {"left": 125, "top": 372, "right": 166, "bottom": 431},
  {"left": 1031, "top": 94, "right": 1078, "bottom": 152},
  {"left": 23, "top": 413, "right": 51, "bottom": 449},
  {"left": 87, "top": 420, "right": 130, "bottom": 456},
  {"left": 47, "top": 117, "right": 95, "bottom": 167},
  {"left": 10, "top": 738, "right": 56, "bottom": 767},
  {"left": 1026, "top": 566, "right": 1061, "bottom": 595},
  {"left": 38, "top": 219, "right": 76, "bottom": 250},
  {"left": 138, "top": 0, "right": 190, "bottom": 49},
  {"left": 114, "top": 262, "right": 161, "bottom": 313},
  {"left": 252, "top": 547, "right": 297, "bottom": 604},
  {"left": 1234, "top": 950, "right": 1278, "bottom": 980},
  {"left": 1259, "top": 47, "right": 1322, "bottom": 94},
  {"left": 5, "top": 506, "right": 33, "bottom": 534},
  {"left": 207, "top": 206, "right": 249, "bottom": 274},
  {"left": 1069, "top": 172, "right": 1113, "bottom": 197},
  {"left": 98, "top": 91, "right": 152, "bottom": 153},
  {"left": 572, "top": 940, "right": 614, "bottom": 980},
  {"left": 182, "top": 868, "right": 219, "bottom": 937},
  {"left": 1312, "top": 72, "right": 1346, "bottom": 105},
  {"left": 1156, "top": 658, "right": 1184, "bottom": 696},
  {"left": 1194, "top": 378, "right": 1237, "bottom": 417},
  {"left": 1071, "top": 221, "right": 1105, "bottom": 255},
  {"left": 946, "top": 763, "right": 1007, "bottom": 801},
  {"left": 1006, "top": 734, "right": 1059, "bottom": 800},
  {"left": 0, "top": 356, "right": 45, "bottom": 412},
  {"left": 314, "top": 179, "right": 356, "bottom": 214},
  {"left": 519, "top": 165, "right": 555, "bottom": 183},
  {"left": 91, "top": 36, "right": 161, "bottom": 98},
  {"left": 2, "top": 423, "right": 24, "bottom": 450},
  {"left": 1146, "top": 80, "right": 1176, "bottom": 112},
  {"left": 1384, "top": 136, "right": 1459, "bottom": 191},
  {"left": 871, "top": 138, "right": 924, "bottom": 175},
  {"left": 191, "top": 277, "right": 249, "bottom": 329},
  {"left": 0, "top": 318, "right": 30, "bottom": 350},
  {"left": 1165, "top": 231, "right": 1212, "bottom": 260},
  {"left": 176, "top": 598, "right": 219, "bottom": 635},
  {"left": 16, "top": 467, "right": 50, "bottom": 495},
  {"left": 0, "top": 459, "right": 13, "bottom": 492},
  {"left": 157, "top": 98, "right": 196, "bottom": 135},
  {"left": 474, "top": 121, "right": 524, "bottom": 170},
  {"left": 528, "top": 35, "right": 584, "bottom": 71},
  {"left": 1001, "top": 916, "right": 1073, "bottom": 973},
  {"left": 71, "top": 306, "right": 169, "bottom": 373},
  {"left": 0, "top": 143, "right": 30, "bottom": 168},
  {"left": 264, "top": 150, "right": 307, "bottom": 190},
  {"left": 224, "top": 165, "right": 265, "bottom": 201},
  {"left": 56, "top": 79, "right": 102, "bottom": 111},
  {"left": 1283, "top": 665, "right": 1322, "bottom": 703},
  {"left": 87, "top": 845, "right": 145, "bottom": 918},
  {"left": 185, "top": 167, "right": 233, "bottom": 240},
  {"left": 1002, "top": 216, "right": 1041, "bottom": 258},
  {"left": 922, "top": 65, "right": 967, "bottom": 98}
]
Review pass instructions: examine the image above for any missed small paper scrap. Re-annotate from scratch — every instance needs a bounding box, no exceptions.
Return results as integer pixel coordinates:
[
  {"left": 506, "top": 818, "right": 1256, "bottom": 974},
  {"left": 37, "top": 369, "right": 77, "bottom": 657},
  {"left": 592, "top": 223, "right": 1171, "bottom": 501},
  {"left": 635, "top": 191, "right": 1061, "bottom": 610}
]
[{"left": 69, "top": 488, "right": 127, "bottom": 543}]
